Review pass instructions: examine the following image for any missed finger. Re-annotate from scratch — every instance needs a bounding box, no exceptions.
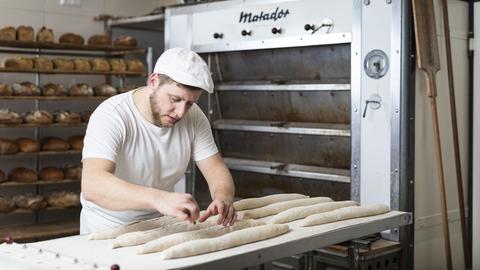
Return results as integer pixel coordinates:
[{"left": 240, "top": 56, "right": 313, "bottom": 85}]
[
  {"left": 198, "top": 205, "right": 214, "bottom": 222},
  {"left": 232, "top": 211, "right": 238, "bottom": 224},
  {"left": 216, "top": 202, "right": 227, "bottom": 225},
  {"left": 173, "top": 209, "right": 189, "bottom": 221},
  {"left": 225, "top": 205, "right": 235, "bottom": 226},
  {"left": 183, "top": 203, "right": 200, "bottom": 223}
]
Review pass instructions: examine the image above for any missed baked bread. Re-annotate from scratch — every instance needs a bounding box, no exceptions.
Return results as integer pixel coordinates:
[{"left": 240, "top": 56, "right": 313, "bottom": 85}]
[
  {"left": 68, "top": 83, "right": 93, "bottom": 96},
  {"left": 24, "top": 110, "right": 53, "bottom": 124},
  {"left": 88, "top": 34, "right": 111, "bottom": 46},
  {"left": 52, "top": 58, "right": 74, "bottom": 71},
  {"left": 80, "top": 110, "right": 92, "bottom": 122},
  {"left": 109, "top": 59, "right": 126, "bottom": 72},
  {"left": 0, "top": 83, "right": 13, "bottom": 96},
  {"left": 54, "top": 110, "right": 81, "bottom": 124},
  {"left": 90, "top": 58, "right": 110, "bottom": 72},
  {"left": 126, "top": 59, "right": 145, "bottom": 73},
  {"left": 0, "top": 26, "right": 16, "bottom": 41},
  {"left": 36, "top": 26, "right": 54, "bottom": 43},
  {"left": 59, "top": 32, "right": 84, "bottom": 45},
  {"left": 67, "top": 135, "right": 84, "bottom": 150},
  {"left": 94, "top": 83, "right": 117, "bottom": 96},
  {"left": 41, "top": 83, "right": 67, "bottom": 96},
  {"left": 33, "top": 57, "right": 53, "bottom": 70},
  {"left": 118, "top": 85, "right": 138, "bottom": 93},
  {"left": 9, "top": 167, "right": 38, "bottom": 182},
  {"left": 0, "top": 109, "right": 23, "bottom": 124},
  {"left": 0, "top": 169, "right": 6, "bottom": 183},
  {"left": 13, "top": 194, "right": 47, "bottom": 210},
  {"left": 15, "top": 138, "right": 40, "bottom": 152},
  {"left": 0, "top": 195, "right": 15, "bottom": 213},
  {"left": 45, "top": 191, "right": 80, "bottom": 208},
  {"left": 72, "top": 58, "right": 91, "bottom": 71},
  {"left": 0, "top": 138, "right": 18, "bottom": 154},
  {"left": 16, "top": 25, "right": 34, "bottom": 42},
  {"left": 64, "top": 164, "right": 81, "bottom": 180},
  {"left": 40, "top": 137, "right": 70, "bottom": 151},
  {"left": 114, "top": 35, "right": 137, "bottom": 47},
  {"left": 12, "top": 81, "right": 41, "bottom": 96},
  {"left": 39, "top": 167, "right": 64, "bottom": 181},
  {"left": 4, "top": 57, "right": 34, "bottom": 69}
]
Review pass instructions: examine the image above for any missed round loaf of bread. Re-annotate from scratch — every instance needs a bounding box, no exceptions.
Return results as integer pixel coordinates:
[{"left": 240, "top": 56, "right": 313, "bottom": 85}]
[
  {"left": 40, "top": 167, "right": 65, "bottom": 181},
  {"left": 15, "top": 138, "right": 40, "bottom": 152},
  {"left": 40, "top": 137, "right": 70, "bottom": 151},
  {"left": 4, "top": 57, "right": 34, "bottom": 69},
  {"left": 80, "top": 110, "right": 92, "bottom": 122},
  {"left": 24, "top": 110, "right": 53, "bottom": 124},
  {"left": 33, "top": 57, "right": 53, "bottom": 70},
  {"left": 0, "top": 169, "right": 6, "bottom": 183},
  {"left": 16, "top": 25, "right": 34, "bottom": 42},
  {"left": 12, "top": 82, "right": 41, "bottom": 96},
  {"left": 126, "top": 59, "right": 145, "bottom": 73},
  {"left": 118, "top": 85, "right": 138, "bottom": 93},
  {"left": 0, "top": 109, "right": 23, "bottom": 124},
  {"left": 67, "top": 135, "right": 84, "bottom": 150},
  {"left": 90, "top": 58, "right": 110, "bottom": 72},
  {"left": 64, "top": 164, "right": 82, "bottom": 180},
  {"left": 59, "top": 33, "right": 84, "bottom": 45},
  {"left": 0, "top": 26, "right": 16, "bottom": 41},
  {"left": 113, "top": 35, "right": 137, "bottom": 47},
  {"left": 0, "top": 138, "right": 18, "bottom": 154},
  {"left": 94, "top": 84, "right": 117, "bottom": 96},
  {"left": 72, "top": 58, "right": 91, "bottom": 71},
  {"left": 88, "top": 34, "right": 111, "bottom": 46},
  {"left": 0, "top": 195, "right": 15, "bottom": 213},
  {"left": 0, "top": 83, "right": 13, "bottom": 96},
  {"left": 41, "top": 83, "right": 67, "bottom": 96},
  {"left": 54, "top": 111, "right": 81, "bottom": 124},
  {"left": 68, "top": 83, "right": 93, "bottom": 96},
  {"left": 13, "top": 194, "right": 46, "bottom": 210},
  {"left": 109, "top": 59, "right": 126, "bottom": 72},
  {"left": 45, "top": 191, "right": 80, "bottom": 208},
  {"left": 36, "top": 26, "right": 54, "bottom": 43},
  {"left": 52, "top": 58, "right": 74, "bottom": 71},
  {"left": 9, "top": 167, "right": 38, "bottom": 182}
]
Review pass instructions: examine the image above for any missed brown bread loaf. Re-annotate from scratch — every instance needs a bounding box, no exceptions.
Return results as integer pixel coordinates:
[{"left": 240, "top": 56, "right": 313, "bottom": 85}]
[
  {"left": 109, "top": 59, "right": 126, "bottom": 72},
  {"left": 13, "top": 194, "right": 47, "bottom": 210},
  {"left": 33, "top": 57, "right": 53, "bottom": 70},
  {"left": 0, "top": 169, "right": 6, "bottom": 183},
  {"left": 16, "top": 25, "right": 34, "bottom": 41},
  {"left": 72, "top": 58, "right": 91, "bottom": 71},
  {"left": 94, "top": 84, "right": 117, "bottom": 96},
  {"left": 88, "top": 34, "right": 111, "bottom": 46},
  {"left": 40, "top": 137, "right": 70, "bottom": 151},
  {"left": 23, "top": 110, "right": 53, "bottom": 124},
  {"left": 15, "top": 138, "right": 40, "bottom": 152},
  {"left": 90, "top": 58, "right": 110, "bottom": 72},
  {"left": 0, "top": 109, "right": 23, "bottom": 124},
  {"left": 41, "top": 83, "right": 67, "bottom": 96},
  {"left": 36, "top": 26, "right": 54, "bottom": 43},
  {"left": 0, "top": 138, "right": 18, "bottom": 154},
  {"left": 8, "top": 167, "right": 38, "bottom": 182},
  {"left": 126, "top": 59, "right": 145, "bottom": 72},
  {"left": 54, "top": 111, "right": 81, "bottom": 124},
  {"left": 64, "top": 164, "right": 81, "bottom": 180},
  {"left": 0, "top": 26, "right": 16, "bottom": 41},
  {"left": 45, "top": 191, "right": 80, "bottom": 208},
  {"left": 113, "top": 35, "right": 137, "bottom": 47},
  {"left": 59, "top": 32, "right": 84, "bottom": 45},
  {"left": 39, "top": 167, "right": 64, "bottom": 181},
  {"left": 68, "top": 83, "right": 93, "bottom": 96},
  {"left": 0, "top": 83, "right": 12, "bottom": 96},
  {"left": 52, "top": 58, "right": 74, "bottom": 71},
  {"left": 67, "top": 135, "right": 84, "bottom": 150},
  {"left": 79, "top": 110, "right": 92, "bottom": 122},
  {"left": 0, "top": 195, "right": 15, "bottom": 213},
  {"left": 4, "top": 57, "right": 34, "bottom": 69},
  {"left": 12, "top": 81, "right": 40, "bottom": 96}
]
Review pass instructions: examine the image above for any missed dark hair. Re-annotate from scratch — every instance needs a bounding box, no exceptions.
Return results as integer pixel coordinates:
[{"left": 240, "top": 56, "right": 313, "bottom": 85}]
[{"left": 156, "top": 73, "right": 202, "bottom": 92}]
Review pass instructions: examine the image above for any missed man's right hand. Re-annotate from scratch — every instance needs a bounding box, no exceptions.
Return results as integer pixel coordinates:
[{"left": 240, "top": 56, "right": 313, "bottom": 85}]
[{"left": 153, "top": 191, "right": 200, "bottom": 223}]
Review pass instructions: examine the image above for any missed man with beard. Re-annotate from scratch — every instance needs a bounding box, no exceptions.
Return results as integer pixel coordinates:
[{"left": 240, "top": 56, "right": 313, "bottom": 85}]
[{"left": 79, "top": 48, "right": 236, "bottom": 234}]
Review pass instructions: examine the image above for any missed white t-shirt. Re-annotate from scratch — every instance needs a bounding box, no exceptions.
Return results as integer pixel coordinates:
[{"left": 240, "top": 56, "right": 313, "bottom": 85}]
[{"left": 80, "top": 89, "right": 218, "bottom": 234}]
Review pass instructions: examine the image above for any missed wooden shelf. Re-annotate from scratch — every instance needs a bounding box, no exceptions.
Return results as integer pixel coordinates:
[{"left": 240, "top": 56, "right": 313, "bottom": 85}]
[
  {"left": 0, "top": 67, "right": 145, "bottom": 76},
  {"left": 0, "top": 95, "right": 108, "bottom": 100},
  {"left": 0, "top": 150, "right": 81, "bottom": 157},
  {"left": 9, "top": 206, "right": 80, "bottom": 214},
  {"left": 0, "top": 220, "right": 79, "bottom": 243},
  {"left": 0, "top": 123, "right": 87, "bottom": 128},
  {"left": 0, "top": 179, "right": 80, "bottom": 187}
]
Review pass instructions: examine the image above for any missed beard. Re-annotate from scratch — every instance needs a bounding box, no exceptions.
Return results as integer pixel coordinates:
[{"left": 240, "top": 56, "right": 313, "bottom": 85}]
[{"left": 149, "top": 93, "right": 173, "bottom": 128}]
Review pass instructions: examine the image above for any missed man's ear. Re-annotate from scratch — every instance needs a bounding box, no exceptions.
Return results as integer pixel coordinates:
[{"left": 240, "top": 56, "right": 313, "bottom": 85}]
[{"left": 147, "top": 73, "right": 159, "bottom": 88}]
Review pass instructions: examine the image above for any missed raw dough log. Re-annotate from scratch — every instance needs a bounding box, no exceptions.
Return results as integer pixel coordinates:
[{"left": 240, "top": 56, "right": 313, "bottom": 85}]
[
  {"left": 161, "top": 224, "right": 290, "bottom": 259},
  {"left": 240, "top": 197, "right": 333, "bottom": 219},
  {"left": 268, "top": 201, "right": 358, "bottom": 224},
  {"left": 300, "top": 204, "right": 390, "bottom": 227},
  {"left": 88, "top": 216, "right": 178, "bottom": 240},
  {"left": 233, "top": 193, "right": 308, "bottom": 211},
  {"left": 138, "top": 219, "right": 264, "bottom": 254}
]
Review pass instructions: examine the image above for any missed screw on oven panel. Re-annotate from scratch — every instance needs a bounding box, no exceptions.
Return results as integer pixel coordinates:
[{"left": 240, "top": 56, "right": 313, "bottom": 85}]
[
  {"left": 241, "top": 29, "right": 252, "bottom": 36},
  {"left": 213, "top": 33, "right": 223, "bottom": 39},
  {"left": 271, "top": 27, "right": 282, "bottom": 35}
]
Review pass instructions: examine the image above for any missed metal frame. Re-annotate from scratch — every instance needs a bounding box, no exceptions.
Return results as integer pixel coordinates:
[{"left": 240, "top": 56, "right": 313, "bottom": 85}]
[
  {"left": 473, "top": 2, "right": 479, "bottom": 269},
  {"left": 216, "top": 82, "right": 350, "bottom": 92}
]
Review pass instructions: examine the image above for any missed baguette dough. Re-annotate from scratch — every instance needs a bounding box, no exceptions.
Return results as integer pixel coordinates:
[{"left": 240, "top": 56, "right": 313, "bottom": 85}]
[
  {"left": 138, "top": 219, "right": 264, "bottom": 254},
  {"left": 88, "top": 216, "right": 178, "bottom": 240},
  {"left": 300, "top": 204, "right": 390, "bottom": 227},
  {"left": 268, "top": 201, "right": 358, "bottom": 224},
  {"left": 161, "top": 224, "right": 290, "bottom": 259},
  {"left": 233, "top": 193, "right": 308, "bottom": 211},
  {"left": 240, "top": 197, "right": 333, "bottom": 219}
]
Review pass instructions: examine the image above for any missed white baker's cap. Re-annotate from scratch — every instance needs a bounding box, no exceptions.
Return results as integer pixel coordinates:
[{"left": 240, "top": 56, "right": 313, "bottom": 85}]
[{"left": 153, "top": 48, "right": 213, "bottom": 93}]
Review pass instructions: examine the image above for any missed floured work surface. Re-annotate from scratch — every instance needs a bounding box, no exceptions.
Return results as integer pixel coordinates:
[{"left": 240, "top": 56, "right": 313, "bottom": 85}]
[{"left": 0, "top": 211, "right": 410, "bottom": 270}]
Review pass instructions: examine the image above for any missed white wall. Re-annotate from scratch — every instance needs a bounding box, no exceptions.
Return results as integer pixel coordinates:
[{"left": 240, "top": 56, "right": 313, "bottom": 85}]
[{"left": 414, "top": 0, "right": 470, "bottom": 269}]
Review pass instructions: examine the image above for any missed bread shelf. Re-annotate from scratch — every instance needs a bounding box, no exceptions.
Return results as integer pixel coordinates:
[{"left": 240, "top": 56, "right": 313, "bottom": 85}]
[
  {"left": 0, "top": 123, "right": 87, "bottom": 128},
  {"left": 7, "top": 206, "right": 80, "bottom": 214},
  {"left": 0, "top": 67, "right": 145, "bottom": 76},
  {"left": 0, "top": 220, "right": 79, "bottom": 243},
  {"left": 0, "top": 150, "right": 81, "bottom": 157},
  {"left": 0, "top": 95, "right": 109, "bottom": 100},
  {"left": 0, "top": 179, "right": 80, "bottom": 187}
]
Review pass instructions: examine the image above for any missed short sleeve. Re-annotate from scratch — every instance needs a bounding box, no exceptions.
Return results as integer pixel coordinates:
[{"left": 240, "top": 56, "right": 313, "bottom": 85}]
[
  {"left": 191, "top": 105, "right": 218, "bottom": 161},
  {"left": 82, "top": 102, "right": 124, "bottom": 163}
]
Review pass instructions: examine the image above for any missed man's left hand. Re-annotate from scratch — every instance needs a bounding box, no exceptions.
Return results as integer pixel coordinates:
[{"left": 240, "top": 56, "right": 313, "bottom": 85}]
[{"left": 198, "top": 198, "right": 236, "bottom": 226}]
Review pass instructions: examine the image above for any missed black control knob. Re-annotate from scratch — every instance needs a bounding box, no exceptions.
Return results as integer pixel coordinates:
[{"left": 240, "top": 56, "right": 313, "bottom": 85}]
[
  {"left": 241, "top": 29, "right": 251, "bottom": 36},
  {"left": 213, "top": 33, "right": 223, "bottom": 39},
  {"left": 304, "top": 24, "right": 315, "bottom": 31},
  {"left": 271, "top": 27, "right": 282, "bottom": 35}
]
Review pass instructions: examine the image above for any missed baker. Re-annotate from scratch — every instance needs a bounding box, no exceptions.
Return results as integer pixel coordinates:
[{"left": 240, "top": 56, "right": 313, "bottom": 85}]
[{"left": 79, "top": 48, "right": 236, "bottom": 234}]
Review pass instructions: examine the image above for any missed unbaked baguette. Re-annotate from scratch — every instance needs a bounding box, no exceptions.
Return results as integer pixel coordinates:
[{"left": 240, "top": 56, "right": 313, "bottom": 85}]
[
  {"left": 240, "top": 197, "right": 333, "bottom": 219},
  {"left": 234, "top": 193, "right": 308, "bottom": 211},
  {"left": 300, "top": 204, "right": 390, "bottom": 227},
  {"left": 268, "top": 201, "right": 358, "bottom": 224}
]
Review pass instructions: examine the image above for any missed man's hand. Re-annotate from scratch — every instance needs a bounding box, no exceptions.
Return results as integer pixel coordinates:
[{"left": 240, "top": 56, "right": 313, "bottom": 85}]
[
  {"left": 198, "top": 198, "right": 236, "bottom": 226},
  {"left": 153, "top": 192, "right": 200, "bottom": 223}
]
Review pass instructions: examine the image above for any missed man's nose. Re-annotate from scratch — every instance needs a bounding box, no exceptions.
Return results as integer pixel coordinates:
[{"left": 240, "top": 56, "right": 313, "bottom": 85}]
[{"left": 175, "top": 103, "right": 187, "bottom": 119}]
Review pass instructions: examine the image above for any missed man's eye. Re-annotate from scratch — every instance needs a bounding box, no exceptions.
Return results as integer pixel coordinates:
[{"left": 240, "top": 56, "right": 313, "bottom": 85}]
[{"left": 171, "top": 97, "right": 180, "bottom": 102}]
